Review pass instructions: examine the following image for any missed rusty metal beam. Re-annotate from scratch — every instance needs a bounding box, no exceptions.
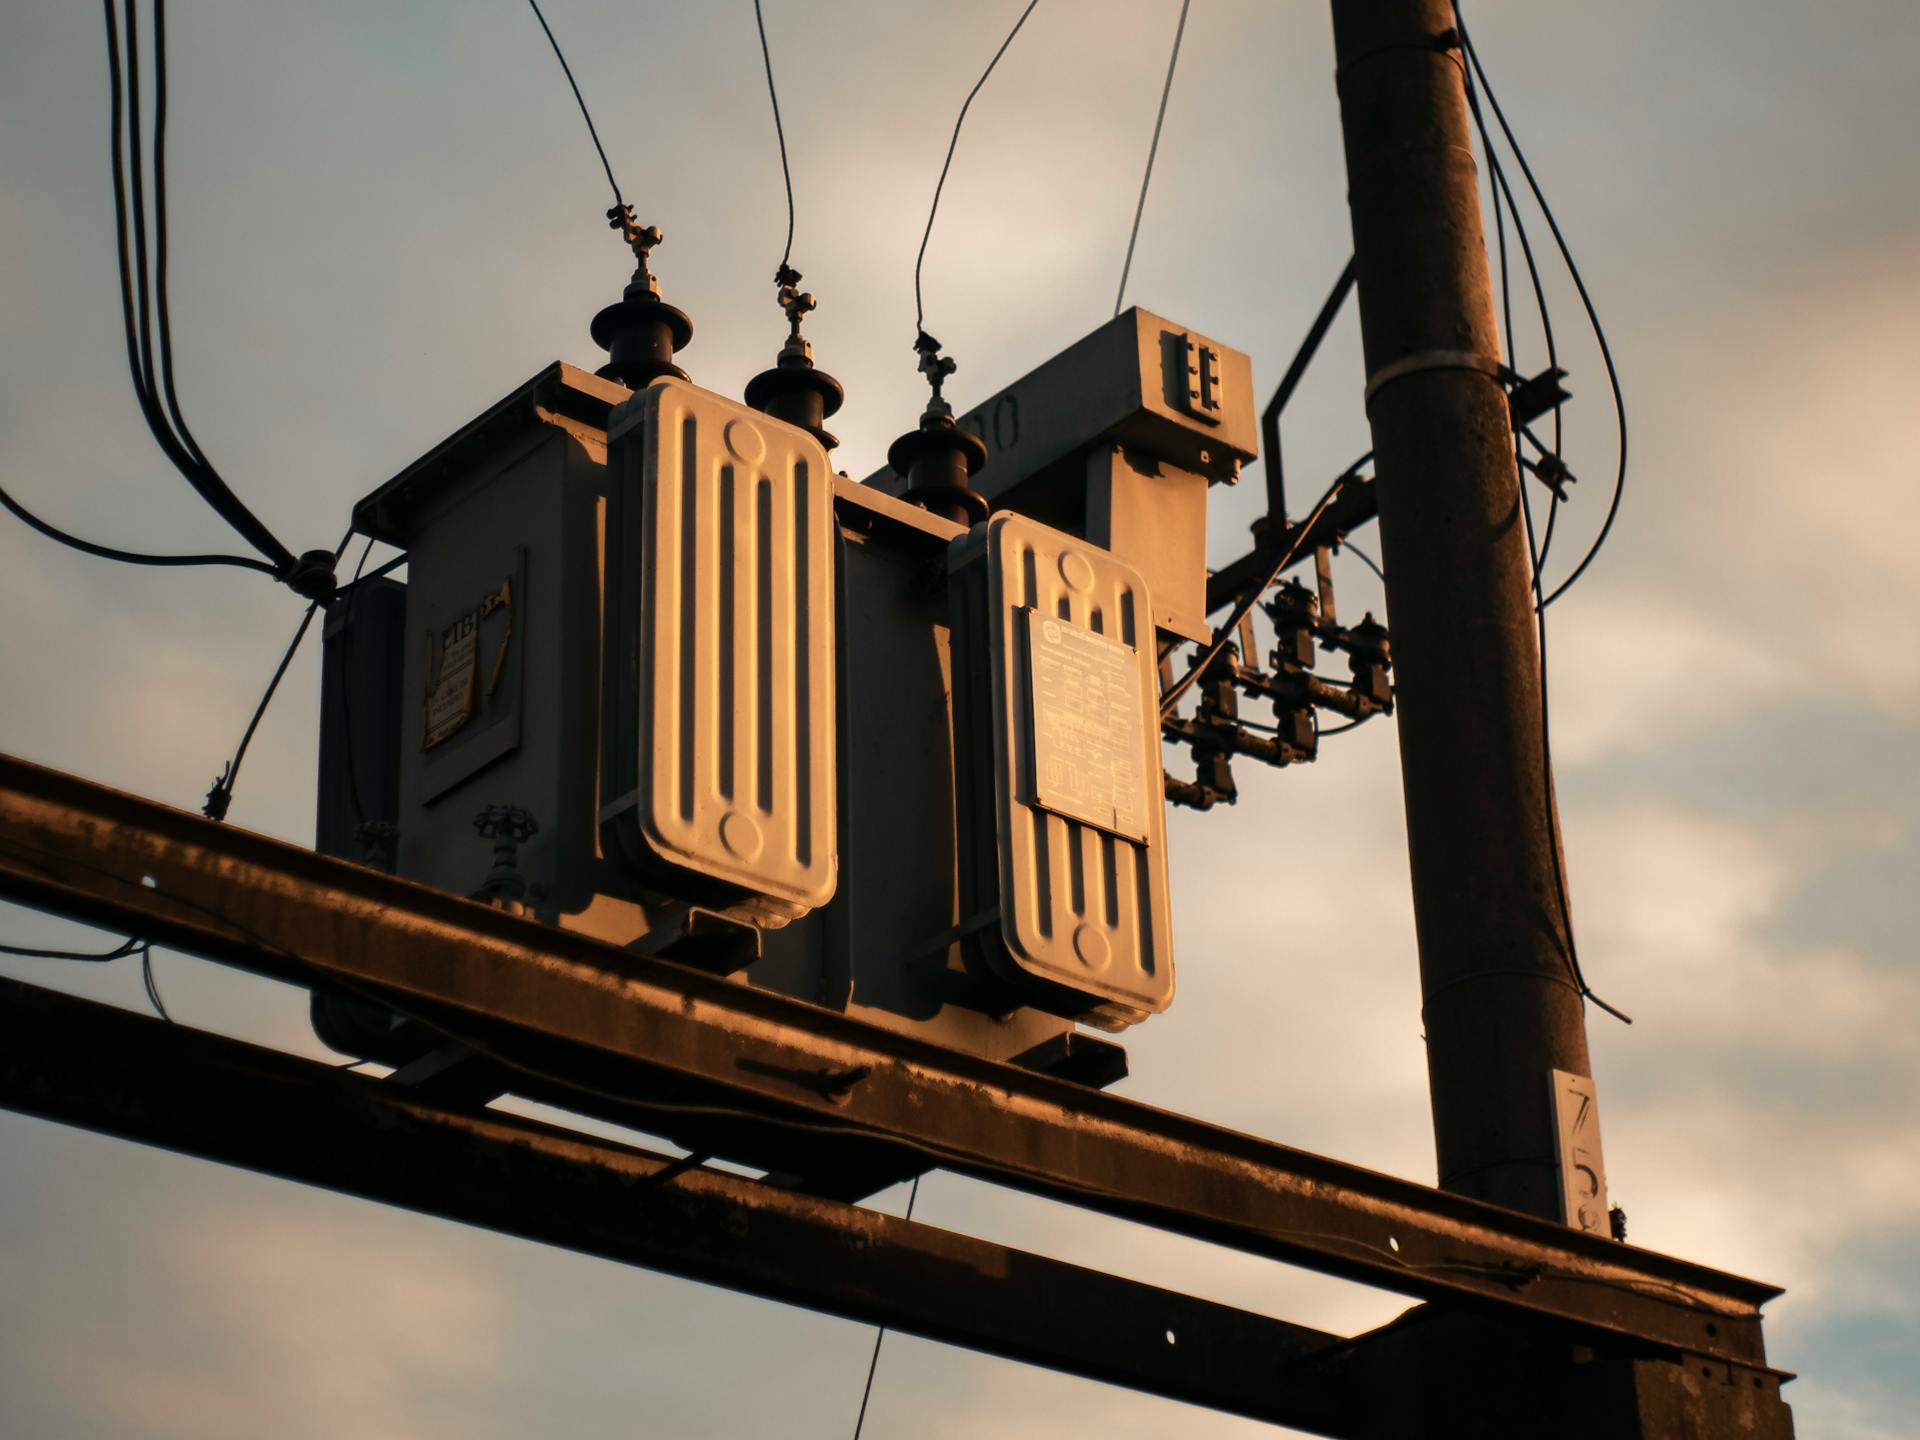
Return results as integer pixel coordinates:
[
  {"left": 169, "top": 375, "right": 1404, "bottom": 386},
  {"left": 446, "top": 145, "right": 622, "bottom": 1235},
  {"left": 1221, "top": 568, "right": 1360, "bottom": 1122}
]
[
  {"left": 0, "top": 975, "right": 1365, "bottom": 1434},
  {"left": 0, "top": 753, "right": 1781, "bottom": 1367}
]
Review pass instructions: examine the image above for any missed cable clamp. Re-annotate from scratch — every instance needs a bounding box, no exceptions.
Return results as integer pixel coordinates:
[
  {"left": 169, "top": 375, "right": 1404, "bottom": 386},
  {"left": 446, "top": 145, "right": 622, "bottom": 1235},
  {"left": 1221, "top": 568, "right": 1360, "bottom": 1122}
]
[{"left": 1363, "top": 348, "right": 1505, "bottom": 408}]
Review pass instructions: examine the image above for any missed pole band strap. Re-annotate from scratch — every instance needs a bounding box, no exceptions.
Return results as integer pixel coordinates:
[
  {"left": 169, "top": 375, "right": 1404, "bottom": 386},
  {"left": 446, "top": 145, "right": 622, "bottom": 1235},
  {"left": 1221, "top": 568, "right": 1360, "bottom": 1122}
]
[{"left": 1364, "top": 348, "right": 1505, "bottom": 408}]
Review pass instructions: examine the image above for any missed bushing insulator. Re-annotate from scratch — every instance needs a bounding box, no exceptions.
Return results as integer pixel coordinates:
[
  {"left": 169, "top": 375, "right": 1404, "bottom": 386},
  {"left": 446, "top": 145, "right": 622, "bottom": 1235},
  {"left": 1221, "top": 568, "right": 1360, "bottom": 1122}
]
[
  {"left": 745, "top": 360, "right": 844, "bottom": 452},
  {"left": 888, "top": 419, "right": 989, "bottom": 527},
  {"left": 591, "top": 281, "right": 693, "bottom": 389}
]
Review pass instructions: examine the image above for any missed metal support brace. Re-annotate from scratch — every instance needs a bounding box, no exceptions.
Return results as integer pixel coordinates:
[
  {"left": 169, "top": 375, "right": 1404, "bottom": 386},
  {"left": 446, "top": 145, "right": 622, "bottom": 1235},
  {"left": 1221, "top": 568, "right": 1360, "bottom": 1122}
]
[{"left": 0, "top": 753, "right": 1781, "bottom": 1367}]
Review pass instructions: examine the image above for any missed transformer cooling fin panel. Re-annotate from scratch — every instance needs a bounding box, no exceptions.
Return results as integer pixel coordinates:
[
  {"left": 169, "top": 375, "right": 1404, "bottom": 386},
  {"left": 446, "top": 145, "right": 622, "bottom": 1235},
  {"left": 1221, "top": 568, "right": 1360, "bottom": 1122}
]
[
  {"left": 603, "top": 379, "right": 837, "bottom": 916},
  {"left": 980, "top": 513, "right": 1175, "bottom": 1020}
]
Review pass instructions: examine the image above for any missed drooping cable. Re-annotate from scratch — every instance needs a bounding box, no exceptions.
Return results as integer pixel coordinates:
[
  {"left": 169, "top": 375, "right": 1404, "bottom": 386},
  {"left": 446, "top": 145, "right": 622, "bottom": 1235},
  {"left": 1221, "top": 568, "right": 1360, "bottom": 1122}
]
[
  {"left": 140, "top": 943, "right": 172, "bottom": 1021},
  {"left": 0, "top": 934, "right": 170, "bottom": 1020},
  {"left": 1453, "top": 6, "right": 1626, "bottom": 609},
  {"left": 202, "top": 527, "right": 354, "bottom": 822},
  {"left": 524, "top": 0, "right": 626, "bottom": 212},
  {"left": 96, "top": 0, "right": 313, "bottom": 589},
  {"left": 0, "top": 479, "right": 277, "bottom": 574},
  {"left": 1161, "top": 474, "right": 1349, "bottom": 716},
  {"left": 850, "top": 1175, "right": 922, "bottom": 1440},
  {"left": 751, "top": 0, "right": 797, "bottom": 274},
  {"left": 913, "top": 0, "right": 1041, "bottom": 336},
  {"left": 1112, "top": 0, "right": 1191, "bottom": 317},
  {"left": 1457, "top": 7, "right": 1629, "bottom": 1026},
  {"left": 1344, "top": 540, "right": 1384, "bottom": 583},
  {"left": 0, "top": 937, "right": 144, "bottom": 961}
]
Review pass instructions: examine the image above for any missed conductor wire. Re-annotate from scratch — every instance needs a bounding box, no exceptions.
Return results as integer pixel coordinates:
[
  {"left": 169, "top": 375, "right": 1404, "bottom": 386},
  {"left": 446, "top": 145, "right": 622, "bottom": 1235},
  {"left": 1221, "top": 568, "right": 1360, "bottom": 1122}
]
[
  {"left": 914, "top": 0, "right": 1041, "bottom": 336},
  {"left": 752, "top": 0, "right": 796, "bottom": 272},
  {"left": 1113, "top": 0, "right": 1191, "bottom": 317},
  {"left": 849, "top": 1175, "right": 922, "bottom": 1439},
  {"left": 525, "top": 0, "right": 626, "bottom": 210}
]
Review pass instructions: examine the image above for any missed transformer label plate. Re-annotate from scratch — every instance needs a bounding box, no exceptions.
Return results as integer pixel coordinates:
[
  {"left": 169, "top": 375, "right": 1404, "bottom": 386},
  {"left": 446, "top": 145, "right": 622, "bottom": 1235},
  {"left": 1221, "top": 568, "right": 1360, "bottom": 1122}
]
[{"left": 1022, "top": 607, "right": 1150, "bottom": 843}]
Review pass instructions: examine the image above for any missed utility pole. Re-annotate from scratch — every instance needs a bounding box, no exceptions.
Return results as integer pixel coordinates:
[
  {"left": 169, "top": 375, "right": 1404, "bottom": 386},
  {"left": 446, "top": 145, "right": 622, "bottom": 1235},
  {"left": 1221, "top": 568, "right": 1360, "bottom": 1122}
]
[{"left": 1330, "top": 0, "right": 1593, "bottom": 1222}]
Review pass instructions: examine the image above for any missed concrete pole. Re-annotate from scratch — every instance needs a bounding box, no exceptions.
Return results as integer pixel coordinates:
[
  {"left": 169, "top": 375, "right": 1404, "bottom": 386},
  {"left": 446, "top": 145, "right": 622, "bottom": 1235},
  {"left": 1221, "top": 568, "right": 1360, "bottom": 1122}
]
[{"left": 1329, "top": 0, "right": 1594, "bottom": 1221}]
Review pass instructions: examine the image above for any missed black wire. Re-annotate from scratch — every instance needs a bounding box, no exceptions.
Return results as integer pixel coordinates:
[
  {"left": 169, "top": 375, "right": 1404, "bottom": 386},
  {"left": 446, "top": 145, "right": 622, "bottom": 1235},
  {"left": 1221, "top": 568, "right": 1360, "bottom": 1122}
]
[
  {"left": 0, "top": 479, "right": 278, "bottom": 574},
  {"left": 1457, "top": 8, "right": 1628, "bottom": 1027},
  {"left": 1344, "top": 540, "right": 1384, "bottom": 582},
  {"left": 1112, "top": 0, "right": 1190, "bottom": 318},
  {"left": 751, "top": 0, "right": 796, "bottom": 273},
  {"left": 1161, "top": 475, "right": 1348, "bottom": 716},
  {"left": 0, "top": 937, "right": 144, "bottom": 961},
  {"left": 1460, "top": 12, "right": 1568, "bottom": 588},
  {"left": 203, "top": 527, "right": 353, "bottom": 821},
  {"left": 1316, "top": 717, "right": 1364, "bottom": 738},
  {"left": 100, "top": 0, "right": 301, "bottom": 580},
  {"left": 1454, "top": 10, "right": 1625, "bottom": 609},
  {"left": 140, "top": 942, "right": 172, "bottom": 1021},
  {"left": 151, "top": 0, "right": 209, "bottom": 475},
  {"left": 1513, "top": 440, "right": 1628, "bottom": 1026},
  {"left": 914, "top": 0, "right": 1041, "bottom": 335},
  {"left": 142, "top": 0, "right": 297, "bottom": 570},
  {"left": 850, "top": 1175, "right": 922, "bottom": 1440},
  {"left": 0, "top": 933, "right": 169, "bottom": 1019},
  {"left": 524, "top": 0, "right": 625, "bottom": 211}
]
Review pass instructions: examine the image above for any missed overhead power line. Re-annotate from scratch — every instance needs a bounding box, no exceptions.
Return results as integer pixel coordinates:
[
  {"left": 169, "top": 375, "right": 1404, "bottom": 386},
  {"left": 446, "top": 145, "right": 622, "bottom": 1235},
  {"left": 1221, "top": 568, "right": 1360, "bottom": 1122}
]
[
  {"left": 1113, "top": 0, "right": 1191, "bottom": 317},
  {"left": 1455, "top": 3, "right": 1630, "bottom": 1027},
  {"left": 1452, "top": 5, "right": 1626, "bottom": 610},
  {"left": 202, "top": 525, "right": 353, "bottom": 822},
  {"left": 752, "top": 0, "right": 798, "bottom": 274},
  {"left": 914, "top": 0, "right": 1041, "bottom": 337},
  {"left": 849, "top": 1175, "right": 922, "bottom": 1440},
  {"left": 94, "top": 0, "right": 326, "bottom": 597},
  {"left": 524, "top": 0, "right": 627, "bottom": 212}
]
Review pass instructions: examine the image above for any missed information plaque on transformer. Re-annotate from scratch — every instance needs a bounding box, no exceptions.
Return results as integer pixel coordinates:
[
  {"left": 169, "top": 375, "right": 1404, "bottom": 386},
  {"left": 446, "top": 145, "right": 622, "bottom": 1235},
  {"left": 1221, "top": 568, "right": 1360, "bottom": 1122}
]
[{"left": 1022, "top": 608, "right": 1151, "bottom": 844}]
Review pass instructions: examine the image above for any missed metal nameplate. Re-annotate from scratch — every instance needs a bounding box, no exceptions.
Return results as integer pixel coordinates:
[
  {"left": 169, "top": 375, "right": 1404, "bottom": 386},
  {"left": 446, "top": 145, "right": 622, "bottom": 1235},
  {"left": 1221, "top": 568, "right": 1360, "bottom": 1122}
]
[
  {"left": 423, "top": 577, "right": 513, "bottom": 751},
  {"left": 1022, "top": 607, "right": 1150, "bottom": 843}
]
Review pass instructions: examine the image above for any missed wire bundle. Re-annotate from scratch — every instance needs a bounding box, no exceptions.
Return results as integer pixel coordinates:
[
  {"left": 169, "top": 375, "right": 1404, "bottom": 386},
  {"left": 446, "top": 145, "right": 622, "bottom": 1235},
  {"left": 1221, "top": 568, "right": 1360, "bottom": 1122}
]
[{"left": 1454, "top": 2, "right": 1631, "bottom": 1024}]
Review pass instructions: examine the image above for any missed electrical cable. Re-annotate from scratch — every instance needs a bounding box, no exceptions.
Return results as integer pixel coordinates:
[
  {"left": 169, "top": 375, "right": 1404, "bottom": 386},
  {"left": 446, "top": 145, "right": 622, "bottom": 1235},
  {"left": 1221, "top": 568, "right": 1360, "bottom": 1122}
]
[
  {"left": 1112, "top": 0, "right": 1190, "bottom": 318},
  {"left": 0, "top": 479, "right": 277, "bottom": 575},
  {"left": 1344, "top": 540, "right": 1384, "bottom": 583},
  {"left": 524, "top": 0, "right": 626, "bottom": 211},
  {"left": 0, "top": 934, "right": 169, "bottom": 1020},
  {"left": 913, "top": 0, "right": 1040, "bottom": 336},
  {"left": 98, "top": 0, "right": 310, "bottom": 587},
  {"left": 202, "top": 527, "right": 354, "bottom": 822},
  {"left": 1456, "top": 7, "right": 1628, "bottom": 1026},
  {"left": 1452, "top": 6, "right": 1625, "bottom": 610},
  {"left": 0, "top": 937, "right": 144, "bottom": 961},
  {"left": 751, "top": 0, "right": 797, "bottom": 274},
  {"left": 1162, "top": 475, "right": 1349, "bottom": 717},
  {"left": 849, "top": 1174, "right": 921, "bottom": 1440},
  {"left": 140, "top": 942, "right": 172, "bottom": 1022}
]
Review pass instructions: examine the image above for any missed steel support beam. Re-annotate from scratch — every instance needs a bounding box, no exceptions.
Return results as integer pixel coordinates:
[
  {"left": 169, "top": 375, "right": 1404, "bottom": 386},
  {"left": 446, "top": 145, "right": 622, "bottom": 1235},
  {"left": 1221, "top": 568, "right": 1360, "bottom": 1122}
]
[
  {"left": 0, "top": 976, "right": 1377, "bottom": 1434},
  {"left": 0, "top": 753, "right": 1780, "bottom": 1367}
]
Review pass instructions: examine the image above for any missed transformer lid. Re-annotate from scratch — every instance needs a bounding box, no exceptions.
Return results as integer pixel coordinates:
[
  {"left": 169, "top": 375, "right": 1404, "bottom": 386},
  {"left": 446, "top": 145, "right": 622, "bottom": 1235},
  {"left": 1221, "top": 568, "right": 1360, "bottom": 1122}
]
[{"left": 351, "top": 362, "right": 630, "bottom": 545}]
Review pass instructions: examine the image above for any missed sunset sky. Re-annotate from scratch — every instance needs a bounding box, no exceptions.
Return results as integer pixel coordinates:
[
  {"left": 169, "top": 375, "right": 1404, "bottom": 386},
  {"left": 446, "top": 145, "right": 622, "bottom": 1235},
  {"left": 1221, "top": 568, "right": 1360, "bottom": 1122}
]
[{"left": 4, "top": 2, "right": 1918, "bottom": 1435}]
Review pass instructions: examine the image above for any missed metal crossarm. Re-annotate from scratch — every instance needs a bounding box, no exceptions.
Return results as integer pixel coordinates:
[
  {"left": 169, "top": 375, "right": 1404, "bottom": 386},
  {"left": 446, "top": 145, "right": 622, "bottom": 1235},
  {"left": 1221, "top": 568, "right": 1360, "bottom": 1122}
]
[{"left": 0, "top": 753, "right": 1780, "bottom": 1368}]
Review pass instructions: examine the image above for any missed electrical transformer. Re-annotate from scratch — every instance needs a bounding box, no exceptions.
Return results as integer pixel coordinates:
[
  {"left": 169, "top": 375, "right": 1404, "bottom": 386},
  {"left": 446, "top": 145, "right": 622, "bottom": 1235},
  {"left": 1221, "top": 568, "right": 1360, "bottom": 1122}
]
[{"left": 314, "top": 304, "right": 1255, "bottom": 1079}]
